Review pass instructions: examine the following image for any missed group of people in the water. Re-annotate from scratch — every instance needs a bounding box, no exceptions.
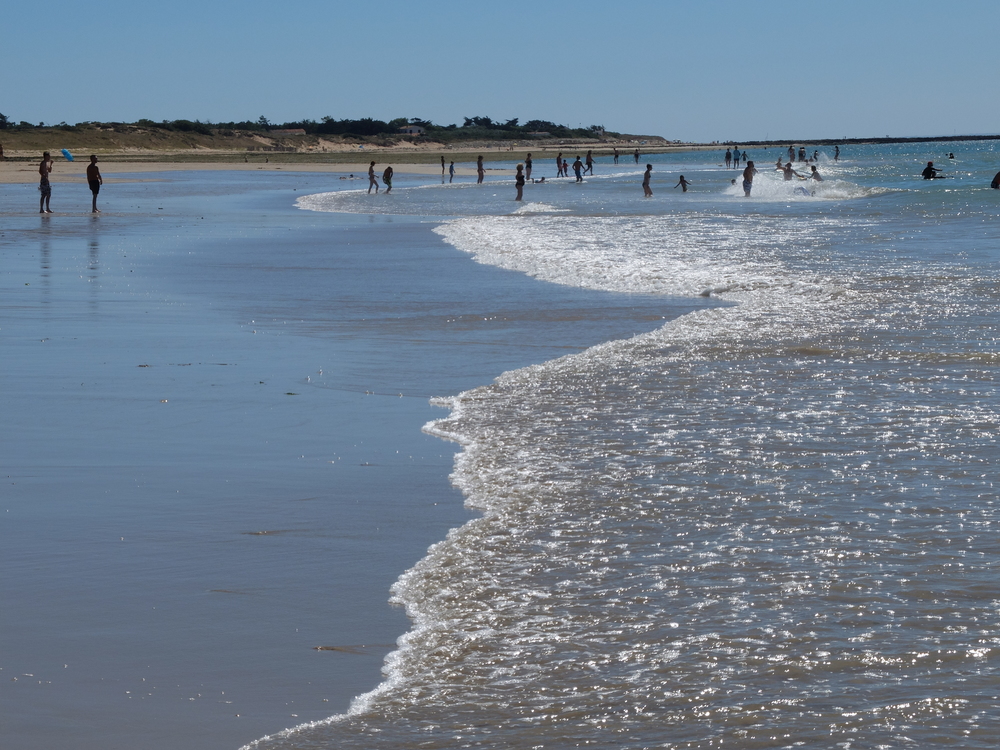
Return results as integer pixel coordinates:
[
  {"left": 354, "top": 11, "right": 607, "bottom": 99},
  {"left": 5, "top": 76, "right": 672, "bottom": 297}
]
[{"left": 364, "top": 146, "right": 1000, "bottom": 203}]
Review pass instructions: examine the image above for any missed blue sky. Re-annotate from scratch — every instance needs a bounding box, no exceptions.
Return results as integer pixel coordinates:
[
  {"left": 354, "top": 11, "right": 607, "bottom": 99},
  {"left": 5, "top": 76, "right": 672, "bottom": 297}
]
[{"left": 4, "top": 0, "right": 997, "bottom": 142}]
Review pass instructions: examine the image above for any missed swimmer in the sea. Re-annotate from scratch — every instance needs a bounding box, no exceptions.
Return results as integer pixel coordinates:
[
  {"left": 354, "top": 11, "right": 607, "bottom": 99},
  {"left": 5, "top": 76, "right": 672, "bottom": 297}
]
[
  {"left": 809, "top": 165, "right": 823, "bottom": 181},
  {"left": 922, "top": 161, "right": 942, "bottom": 179},
  {"left": 782, "top": 162, "right": 806, "bottom": 181},
  {"left": 673, "top": 175, "right": 691, "bottom": 192},
  {"left": 742, "top": 161, "right": 757, "bottom": 197}
]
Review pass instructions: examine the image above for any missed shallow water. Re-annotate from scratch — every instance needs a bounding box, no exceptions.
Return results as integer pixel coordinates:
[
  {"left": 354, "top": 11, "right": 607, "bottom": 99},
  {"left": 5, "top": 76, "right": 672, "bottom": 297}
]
[
  {"left": 257, "top": 141, "right": 1000, "bottom": 749},
  {"left": 1, "top": 171, "right": 711, "bottom": 750}
]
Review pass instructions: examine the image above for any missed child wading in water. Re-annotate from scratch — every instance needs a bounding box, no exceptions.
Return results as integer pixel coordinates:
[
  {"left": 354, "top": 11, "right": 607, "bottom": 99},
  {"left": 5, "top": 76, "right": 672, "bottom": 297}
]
[{"left": 674, "top": 175, "right": 691, "bottom": 192}]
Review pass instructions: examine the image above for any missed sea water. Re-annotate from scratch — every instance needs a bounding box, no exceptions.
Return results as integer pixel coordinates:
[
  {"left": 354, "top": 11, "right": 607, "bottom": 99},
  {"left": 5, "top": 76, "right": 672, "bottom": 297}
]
[{"left": 253, "top": 142, "right": 1000, "bottom": 749}]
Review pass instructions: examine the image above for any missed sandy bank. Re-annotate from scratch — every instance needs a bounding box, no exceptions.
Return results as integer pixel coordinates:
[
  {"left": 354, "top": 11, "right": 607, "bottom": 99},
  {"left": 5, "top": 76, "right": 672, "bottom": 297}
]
[{"left": 0, "top": 160, "right": 512, "bottom": 184}]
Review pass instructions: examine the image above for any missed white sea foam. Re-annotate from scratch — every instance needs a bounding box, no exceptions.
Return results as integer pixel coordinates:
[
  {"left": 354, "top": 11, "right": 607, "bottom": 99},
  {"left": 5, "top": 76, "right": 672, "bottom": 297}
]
[{"left": 252, "top": 144, "right": 1000, "bottom": 750}]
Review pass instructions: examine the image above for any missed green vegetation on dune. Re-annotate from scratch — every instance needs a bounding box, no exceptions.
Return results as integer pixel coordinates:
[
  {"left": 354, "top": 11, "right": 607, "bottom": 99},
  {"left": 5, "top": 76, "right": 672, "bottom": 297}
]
[{"left": 0, "top": 112, "right": 668, "bottom": 159}]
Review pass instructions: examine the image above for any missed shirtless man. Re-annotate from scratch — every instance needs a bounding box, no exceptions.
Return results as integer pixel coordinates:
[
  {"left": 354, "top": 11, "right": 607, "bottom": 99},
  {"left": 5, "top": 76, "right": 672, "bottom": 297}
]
[
  {"left": 921, "top": 161, "right": 942, "bottom": 179},
  {"left": 382, "top": 165, "right": 393, "bottom": 194},
  {"left": 556, "top": 152, "right": 563, "bottom": 177},
  {"left": 725, "top": 149, "right": 732, "bottom": 169},
  {"left": 87, "top": 155, "right": 103, "bottom": 212},
  {"left": 642, "top": 164, "right": 653, "bottom": 197},
  {"left": 367, "top": 161, "right": 379, "bottom": 194},
  {"left": 742, "top": 161, "right": 757, "bottom": 197},
  {"left": 634, "top": 148, "right": 640, "bottom": 164},
  {"left": 809, "top": 165, "right": 823, "bottom": 181},
  {"left": 476, "top": 155, "right": 485, "bottom": 184},
  {"left": 782, "top": 162, "right": 805, "bottom": 181},
  {"left": 584, "top": 150, "right": 594, "bottom": 175},
  {"left": 613, "top": 147, "right": 619, "bottom": 164},
  {"left": 573, "top": 156, "right": 584, "bottom": 182},
  {"left": 39, "top": 151, "right": 53, "bottom": 213}
]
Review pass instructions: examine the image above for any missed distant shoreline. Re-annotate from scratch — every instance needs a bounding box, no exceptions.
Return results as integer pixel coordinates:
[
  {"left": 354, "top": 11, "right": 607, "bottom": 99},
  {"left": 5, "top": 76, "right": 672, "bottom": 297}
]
[
  {"left": 2, "top": 125, "right": 998, "bottom": 166},
  {"left": 2, "top": 132, "right": 997, "bottom": 184}
]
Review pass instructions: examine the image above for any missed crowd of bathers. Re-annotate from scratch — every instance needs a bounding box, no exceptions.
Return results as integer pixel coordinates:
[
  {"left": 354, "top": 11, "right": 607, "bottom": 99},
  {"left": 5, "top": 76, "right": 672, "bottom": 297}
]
[{"left": 18, "top": 143, "right": 1000, "bottom": 214}]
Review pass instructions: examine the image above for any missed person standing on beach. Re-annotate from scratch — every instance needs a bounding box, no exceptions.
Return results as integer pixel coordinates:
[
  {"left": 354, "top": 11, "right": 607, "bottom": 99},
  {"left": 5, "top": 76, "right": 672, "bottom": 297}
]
[
  {"left": 674, "top": 175, "right": 691, "bottom": 192},
  {"left": 39, "top": 151, "right": 53, "bottom": 213},
  {"left": 613, "top": 147, "right": 619, "bottom": 164},
  {"left": 834, "top": 145, "right": 840, "bottom": 161},
  {"left": 86, "top": 155, "right": 102, "bottom": 213},
  {"left": 367, "top": 161, "right": 379, "bottom": 194},
  {"left": 634, "top": 148, "right": 640, "bottom": 164},
  {"left": 742, "top": 161, "right": 757, "bottom": 197},
  {"left": 382, "top": 165, "right": 393, "bottom": 193},
  {"left": 441, "top": 155, "right": 445, "bottom": 175},
  {"left": 515, "top": 163, "right": 525, "bottom": 201},
  {"left": 725, "top": 149, "right": 732, "bottom": 169},
  {"left": 642, "top": 163, "right": 653, "bottom": 197},
  {"left": 449, "top": 161, "right": 455, "bottom": 183},
  {"left": 477, "top": 155, "right": 485, "bottom": 184},
  {"left": 556, "top": 152, "right": 564, "bottom": 177},
  {"left": 584, "top": 150, "right": 594, "bottom": 175},
  {"left": 525, "top": 152, "right": 533, "bottom": 180},
  {"left": 573, "top": 156, "right": 584, "bottom": 182}
]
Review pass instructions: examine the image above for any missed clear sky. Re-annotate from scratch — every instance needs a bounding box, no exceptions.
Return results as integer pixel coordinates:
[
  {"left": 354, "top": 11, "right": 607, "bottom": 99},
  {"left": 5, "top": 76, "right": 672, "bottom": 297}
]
[{"left": 4, "top": 0, "right": 997, "bottom": 143}]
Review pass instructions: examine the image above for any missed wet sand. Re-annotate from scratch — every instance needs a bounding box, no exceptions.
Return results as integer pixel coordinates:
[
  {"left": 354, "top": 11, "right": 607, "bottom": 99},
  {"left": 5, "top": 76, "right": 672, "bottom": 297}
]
[
  {"left": 0, "top": 160, "right": 501, "bottom": 184},
  {"left": 0, "top": 169, "right": 710, "bottom": 749}
]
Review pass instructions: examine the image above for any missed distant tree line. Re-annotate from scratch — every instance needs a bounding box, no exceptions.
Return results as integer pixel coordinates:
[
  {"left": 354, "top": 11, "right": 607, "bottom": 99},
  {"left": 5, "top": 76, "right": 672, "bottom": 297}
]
[{"left": 0, "top": 111, "right": 613, "bottom": 141}]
